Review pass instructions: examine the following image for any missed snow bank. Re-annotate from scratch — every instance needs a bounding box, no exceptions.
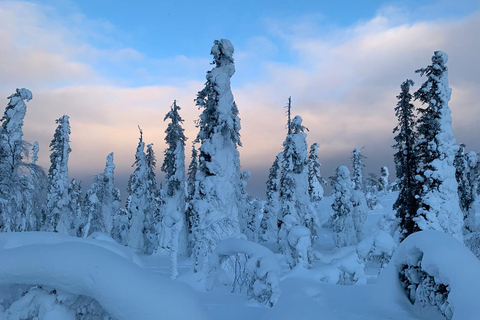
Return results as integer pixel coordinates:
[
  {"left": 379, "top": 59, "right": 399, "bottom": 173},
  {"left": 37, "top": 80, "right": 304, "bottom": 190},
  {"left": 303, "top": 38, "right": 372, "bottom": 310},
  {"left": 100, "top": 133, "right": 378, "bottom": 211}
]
[
  {"left": 0, "top": 241, "right": 209, "bottom": 320},
  {"left": 208, "top": 238, "right": 281, "bottom": 306},
  {"left": 0, "top": 231, "right": 143, "bottom": 267},
  {"left": 377, "top": 231, "right": 480, "bottom": 320}
]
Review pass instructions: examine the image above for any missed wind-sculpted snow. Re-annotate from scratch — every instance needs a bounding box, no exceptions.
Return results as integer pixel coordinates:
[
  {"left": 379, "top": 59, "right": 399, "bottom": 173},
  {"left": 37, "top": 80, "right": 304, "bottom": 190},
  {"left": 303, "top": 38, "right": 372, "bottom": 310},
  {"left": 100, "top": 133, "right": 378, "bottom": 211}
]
[
  {"left": 377, "top": 231, "right": 480, "bottom": 320},
  {"left": 0, "top": 240, "right": 209, "bottom": 320}
]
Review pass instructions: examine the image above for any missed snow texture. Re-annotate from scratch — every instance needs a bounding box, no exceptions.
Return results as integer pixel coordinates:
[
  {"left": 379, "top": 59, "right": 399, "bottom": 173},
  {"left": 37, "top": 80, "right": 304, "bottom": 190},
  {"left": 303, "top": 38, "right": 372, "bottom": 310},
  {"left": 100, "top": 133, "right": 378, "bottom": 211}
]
[{"left": 0, "top": 235, "right": 208, "bottom": 320}]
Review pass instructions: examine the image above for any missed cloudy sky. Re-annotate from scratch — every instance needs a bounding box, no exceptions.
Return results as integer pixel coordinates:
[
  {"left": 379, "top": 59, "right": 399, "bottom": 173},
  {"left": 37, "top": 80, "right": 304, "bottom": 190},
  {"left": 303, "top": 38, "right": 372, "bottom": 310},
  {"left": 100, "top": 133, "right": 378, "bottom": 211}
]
[{"left": 1, "top": 0, "right": 479, "bottom": 198}]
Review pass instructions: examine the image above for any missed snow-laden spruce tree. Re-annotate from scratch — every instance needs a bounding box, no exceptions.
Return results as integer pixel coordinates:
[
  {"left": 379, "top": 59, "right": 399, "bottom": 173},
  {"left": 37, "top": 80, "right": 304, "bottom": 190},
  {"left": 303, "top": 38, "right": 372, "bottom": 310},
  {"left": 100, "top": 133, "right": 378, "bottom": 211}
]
[
  {"left": 44, "top": 115, "right": 72, "bottom": 233},
  {"left": 126, "top": 129, "right": 158, "bottom": 253},
  {"left": 414, "top": 51, "right": 463, "bottom": 241},
  {"left": 260, "top": 152, "right": 282, "bottom": 242},
  {"left": 101, "top": 152, "right": 121, "bottom": 236},
  {"left": 350, "top": 148, "right": 367, "bottom": 242},
  {"left": 83, "top": 174, "right": 102, "bottom": 236},
  {"left": 68, "top": 178, "right": 85, "bottom": 237},
  {"left": 278, "top": 115, "right": 316, "bottom": 266},
  {"left": 190, "top": 39, "right": 244, "bottom": 273},
  {"left": 308, "top": 143, "right": 325, "bottom": 203},
  {"left": 378, "top": 166, "right": 389, "bottom": 194},
  {"left": 160, "top": 100, "right": 188, "bottom": 258},
  {"left": 454, "top": 145, "right": 477, "bottom": 234},
  {"left": 0, "top": 88, "right": 34, "bottom": 232},
  {"left": 185, "top": 143, "right": 198, "bottom": 252},
  {"left": 331, "top": 166, "right": 356, "bottom": 247},
  {"left": 145, "top": 143, "right": 160, "bottom": 253},
  {"left": 393, "top": 79, "right": 421, "bottom": 242}
]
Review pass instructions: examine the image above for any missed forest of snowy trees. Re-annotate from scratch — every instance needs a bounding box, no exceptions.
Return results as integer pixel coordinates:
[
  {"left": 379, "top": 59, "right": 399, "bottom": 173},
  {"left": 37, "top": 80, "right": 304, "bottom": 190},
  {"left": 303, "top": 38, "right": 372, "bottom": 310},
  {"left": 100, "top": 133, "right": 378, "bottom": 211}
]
[{"left": 0, "top": 40, "right": 479, "bottom": 319}]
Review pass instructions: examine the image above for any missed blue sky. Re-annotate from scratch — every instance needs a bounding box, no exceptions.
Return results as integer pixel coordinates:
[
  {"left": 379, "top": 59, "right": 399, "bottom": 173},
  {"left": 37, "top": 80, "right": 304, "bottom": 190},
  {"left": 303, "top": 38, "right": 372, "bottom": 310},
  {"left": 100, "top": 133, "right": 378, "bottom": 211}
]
[{"left": 1, "top": 0, "right": 480, "bottom": 197}]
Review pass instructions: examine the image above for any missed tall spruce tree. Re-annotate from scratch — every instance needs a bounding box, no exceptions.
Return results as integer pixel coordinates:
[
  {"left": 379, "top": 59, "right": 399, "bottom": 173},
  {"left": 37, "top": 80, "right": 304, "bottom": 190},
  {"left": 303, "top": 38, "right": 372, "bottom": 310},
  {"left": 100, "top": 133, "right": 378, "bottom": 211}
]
[
  {"left": 414, "top": 51, "right": 463, "bottom": 241},
  {"left": 261, "top": 152, "right": 282, "bottom": 242},
  {"left": 44, "top": 115, "right": 71, "bottom": 233},
  {"left": 393, "top": 79, "right": 420, "bottom": 242},
  {"left": 0, "top": 88, "right": 34, "bottom": 232},
  {"left": 454, "top": 144, "right": 477, "bottom": 234},
  {"left": 190, "top": 39, "right": 244, "bottom": 272},
  {"left": 331, "top": 166, "right": 356, "bottom": 247},
  {"left": 350, "top": 148, "right": 367, "bottom": 242},
  {"left": 307, "top": 143, "right": 325, "bottom": 203},
  {"left": 161, "top": 100, "right": 188, "bottom": 257},
  {"left": 185, "top": 143, "right": 198, "bottom": 252}
]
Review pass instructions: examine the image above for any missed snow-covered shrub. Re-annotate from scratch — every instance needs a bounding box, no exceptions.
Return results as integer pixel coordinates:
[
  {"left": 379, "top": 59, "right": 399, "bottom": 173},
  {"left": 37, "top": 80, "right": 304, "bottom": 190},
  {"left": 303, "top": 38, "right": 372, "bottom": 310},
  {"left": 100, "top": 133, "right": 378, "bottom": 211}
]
[
  {"left": 207, "top": 238, "right": 281, "bottom": 306},
  {"left": 381, "top": 230, "right": 480, "bottom": 320},
  {"left": 286, "top": 225, "right": 312, "bottom": 269},
  {"left": 331, "top": 251, "right": 366, "bottom": 285},
  {"left": 0, "top": 285, "right": 113, "bottom": 320},
  {"left": 357, "top": 230, "right": 397, "bottom": 271}
]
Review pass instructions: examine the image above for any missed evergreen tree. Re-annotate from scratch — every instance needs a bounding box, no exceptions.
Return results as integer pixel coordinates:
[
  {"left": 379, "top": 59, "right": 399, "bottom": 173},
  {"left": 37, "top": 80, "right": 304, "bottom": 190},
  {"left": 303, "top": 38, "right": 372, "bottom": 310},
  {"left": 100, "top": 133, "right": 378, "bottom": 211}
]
[
  {"left": 83, "top": 174, "right": 102, "bottom": 236},
  {"left": 0, "top": 88, "right": 34, "bottom": 232},
  {"left": 185, "top": 144, "right": 198, "bottom": 252},
  {"left": 365, "top": 172, "right": 380, "bottom": 210},
  {"left": 102, "top": 152, "right": 121, "bottom": 236},
  {"left": 414, "top": 51, "right": 463, "bottom": 240},
  {"left": 454, "top": 144, "right": 477, "bottom": 233},
  {"left": 44, "top": 115, "right": 71, "bottom": 233},
  {"left": 378, "top": 166, "right": 389, "bottom": 194},
  {"left": 145, "top": 143, "right": 160, "bottom": 253},
  {"left": 191, "top": 39, "right": 244, "bottom": 272},
  {"left": 307, "top": 143, "right": 325, "bottom": 203},
  {"left": 350, "top": 148, "right": 367, "bottom": 242},
  {"left": 161, "top": 100, "right": 188, "bottom": 256},
  {"left": 126, "top": 129, "right": 157, "bottom": 253},
  {"left": 392, "top": 79, "right": 420, "bottom": 242},
  {"left": 261, "top": 152, "right": 282, "bottom": 242},
  {"left": 278, "top": 115, "right": 316, "bottom": 266},
  {"left": 331, "top": 166, "right": 356, "bottom": 247},
  {"left": 68, "top": 178, "right": 85, "bottom": 237}
]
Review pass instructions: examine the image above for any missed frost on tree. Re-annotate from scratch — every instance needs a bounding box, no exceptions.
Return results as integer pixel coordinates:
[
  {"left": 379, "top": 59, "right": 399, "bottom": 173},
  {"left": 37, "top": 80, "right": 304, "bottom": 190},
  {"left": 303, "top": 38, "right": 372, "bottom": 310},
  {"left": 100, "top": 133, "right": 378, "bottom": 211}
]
[
  {"left": 308, "top": 143, "right": 325, "bottom": 203},
  {"left": 261, "top": 152, "right": 282, "bottom": 243},
  {"left": 44, "top": 115, "right": 72, "bottom": 234},
  {"left": 330, "top": 166, "right": 356, "bottom": 247},
  {"left": 454, "top": 145, "right": 477, "bottom": 234},
  {"left": 185, "top": 143, "right": 198, "bottom": 252},
  {"left": 126, "top": 129, "right": 158, "bottom": 253},
  {"left": 414, "top": 51, "right": 463, "bottom": 241},
  {"left": 68, "top": 178, "right": 85, "bottom": 237},
  {"left": 191, "top": 39, "right": 244, "bottom": 273},
  {"left": 392, "top": 79, "right": 421, "bottom": 242},
  {"left": 0, "top": 88, "right": 36, "bottom": 232},
  {"left": 145, "top": 144, "right": 160, "bottom": 253},
  {"left": 350, "top": 148, "right": 367, "bottom": 242},
  {"left": 278, "top": 115, "right": 316, "bottom": 267},
  {"left": 378, "top": 166, "right": 389, "bottom": 194},
  {"left": 160, "top": 100, "right": 188, "bottom": 259},
  {"left": 83, "top": 154, "right": 121, "bottom": 238}
]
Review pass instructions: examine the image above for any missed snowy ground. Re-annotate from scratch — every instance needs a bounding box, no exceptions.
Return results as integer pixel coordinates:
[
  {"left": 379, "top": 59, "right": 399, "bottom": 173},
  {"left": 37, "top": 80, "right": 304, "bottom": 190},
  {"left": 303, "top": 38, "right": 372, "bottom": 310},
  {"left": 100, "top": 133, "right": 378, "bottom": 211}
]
[{"left": 0, "top": 192, "right": 478, "bottom": 320}]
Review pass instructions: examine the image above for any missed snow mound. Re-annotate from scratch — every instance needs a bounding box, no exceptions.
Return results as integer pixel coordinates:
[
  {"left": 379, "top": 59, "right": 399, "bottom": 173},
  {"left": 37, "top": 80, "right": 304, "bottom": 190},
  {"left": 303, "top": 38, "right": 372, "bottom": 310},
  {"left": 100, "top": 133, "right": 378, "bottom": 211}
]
[
  {"left": 0, "top": 241, "right": 209, "bottom": 320},
  {"left": 377, "top": 231, "right": 480, "bottom": 320},
  {"left": 0, "top": 231, "right": 143, "bottom": 267}
]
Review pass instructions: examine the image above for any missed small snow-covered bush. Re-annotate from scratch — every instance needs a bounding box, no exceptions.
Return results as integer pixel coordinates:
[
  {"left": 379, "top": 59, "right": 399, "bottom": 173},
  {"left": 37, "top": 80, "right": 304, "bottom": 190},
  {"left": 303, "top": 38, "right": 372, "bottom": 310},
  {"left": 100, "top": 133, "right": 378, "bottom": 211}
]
[
  {"left": 357, "top": 230, "right": 397, "bottom": 271},
  {"left": 207, "top": 238, "right": 281, "bottom": 306},
  {"left": 332, "top": 251, "right": 366, "bottom": 285},
  {"left": 384, "top": 231, "right": 480, "bottom": 320},
  {"left": 286, "top": 225, "right": 312, "bottom": 269}
]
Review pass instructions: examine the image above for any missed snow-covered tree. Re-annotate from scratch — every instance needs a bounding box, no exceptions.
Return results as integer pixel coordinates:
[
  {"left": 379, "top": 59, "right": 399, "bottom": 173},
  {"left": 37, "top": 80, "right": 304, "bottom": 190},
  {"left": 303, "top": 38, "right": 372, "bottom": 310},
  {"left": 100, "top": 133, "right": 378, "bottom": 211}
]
[
  {"left": 190, "top": 39, "right": 244, "bottom": 273},
  {"left": 44, "top": 115, "right": 71, "bottom": 233},
  {"left": 102, "top": 152, "right": 121, "bottom": 236},
  {"left": 185, "top": 143, "right": 198, "bottom": 252},
  {"left": 83, "top": 174, "right": 102, "bottom": 237},
  {"left": 454, "top": 145, "right": 477, "bottom": 234},
  {"left": 145, "top": 143, "right": 160, "bottom": 253},
  {"left": 261, "top": 152, "right": 282, "bottom": 242},
  {"left": 278, "top": 115, "right": 316, "bottom": 266},
  {"left": 126, "top": 129, "right": 158, "bottom": 253},
  {"left": 378, "top": 166, "right": 389, "bottom": 194},
  {"left": 351, "top": 148, "right": 365, "bottom": 191},
  {"left": 365, "top": 172, "right": 380, "bottom": 210},
  {"left": 68, "top": 178, "right": 85, "bottom": 237},
  {"left": 307, "top": 143, "right": 325, "bottom": 203},
  {"left": 331, "top": 166, "right": 356, "bottom": 247},
  {"left": 414, "top": 51, "right": 463, "bottom": 241},
  {"left": 0, "top": 88, "right": 34, "bottom": 232},
  {"left": 392, "top": 79, "right": 421, "bottom": 242},
  {"left": 350, "top": 148, "right": 367, "bottom": 242},
  {"left": 161, "top": 100, "right": 188, "bottom": 257}
]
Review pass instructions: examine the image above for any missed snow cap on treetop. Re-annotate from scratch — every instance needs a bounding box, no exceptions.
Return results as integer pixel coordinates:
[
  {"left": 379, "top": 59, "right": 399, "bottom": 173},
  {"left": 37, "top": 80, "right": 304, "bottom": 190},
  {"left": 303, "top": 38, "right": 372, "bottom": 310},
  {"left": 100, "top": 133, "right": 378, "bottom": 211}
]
[
  {"left": 336, "top": 165, "right": 350, "bottom": 178},
  {"left": 434, "top": 50, "right": 448, "bottom": 64},
  {"left": 7, "top": 88, "right": 32, "bottom": 105},
  {"left": 211, "top": 39, "right": 234, "bottom": 66}
]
